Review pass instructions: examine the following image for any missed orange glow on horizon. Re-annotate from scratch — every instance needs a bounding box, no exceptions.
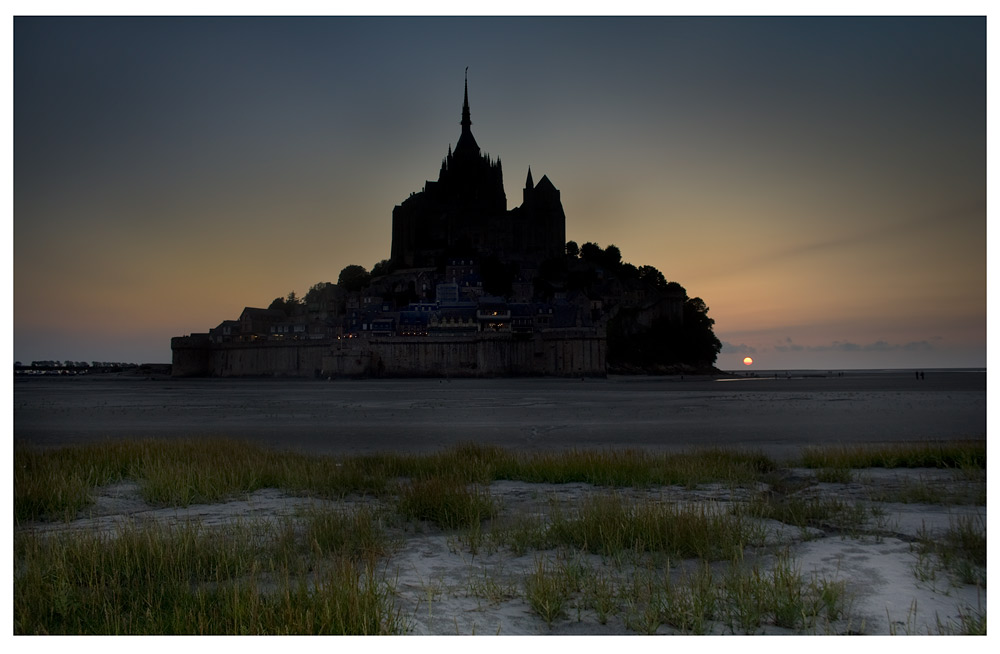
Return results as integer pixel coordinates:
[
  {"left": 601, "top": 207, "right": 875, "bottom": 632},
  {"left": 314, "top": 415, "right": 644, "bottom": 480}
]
[{"left": 743, "top": 357, "right": 754, "bottom": 366}]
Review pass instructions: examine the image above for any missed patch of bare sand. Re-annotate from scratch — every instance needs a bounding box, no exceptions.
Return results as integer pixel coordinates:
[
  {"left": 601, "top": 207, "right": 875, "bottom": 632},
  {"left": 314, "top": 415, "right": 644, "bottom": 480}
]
[{"left": 18, "top": 470, "right": 985, "bottom": 635}]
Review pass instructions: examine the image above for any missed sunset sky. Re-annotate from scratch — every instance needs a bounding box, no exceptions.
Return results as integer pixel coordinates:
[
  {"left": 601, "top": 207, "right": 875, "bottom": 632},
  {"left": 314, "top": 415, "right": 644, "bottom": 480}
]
[{"left": 12, "top": 13, "right": 987, "bottom": 370}]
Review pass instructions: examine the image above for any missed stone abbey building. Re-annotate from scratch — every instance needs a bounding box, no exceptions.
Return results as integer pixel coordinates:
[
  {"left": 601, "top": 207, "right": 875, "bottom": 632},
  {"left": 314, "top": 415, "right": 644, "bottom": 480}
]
[
  {"left": 391, "top": 76, "right": 566, "bottom": 268},
  {"left": 171, "top": 77, "right": 610, "bottom": 378}
]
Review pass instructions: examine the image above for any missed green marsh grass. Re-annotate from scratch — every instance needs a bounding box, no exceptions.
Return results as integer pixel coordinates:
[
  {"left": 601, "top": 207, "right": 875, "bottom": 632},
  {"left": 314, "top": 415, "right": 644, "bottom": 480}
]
[
  {"left": 524, "top": 557, "right": 570, "bottom": 627},
  {"left": 869, "top": 473, "right": 987, "bottom": 506},
  {"left": 814, "top": 467, "right": 854, "bottom": 484},
  {"left": 301, "top": 505, "right": 392, "bottom": 563},
  {"left": 332, "top": 444, "right": 775, "bottom": 489},
  {"left": 581, "top": 569, "right": 619, "bottom": 624},
  {"left": 621, "top": 568, "right": 664, "bottom": 634},
  {"left": 14, "top": 438, "right": 401, "bottom": 523},
  {"left": 395, "top": 478, "right": 497, "bottom": 530},
  {"left": 494, "top": 447, "right": 774, "bottom": 488},
  {"left": 14, "top": 438, "right": 983, "bottom": 634},
  {"left": 467, "top": 562, "right": 519, "bottom": 606},
  {"left": 15, "top": 440, "right": 778, "bottom": 524},
  {"left": 750, "top": 494, "right": 878, "bottom": 536},
  {"left": 14, "top": 509, "right": 400, "bottom": 634},
  {"left": 722, "top": 557, "right": 771, "bottom": 633},
  {"left": 800, "top": 440, "right": 985, "bottom": 471},
  {"left": 812, "top": 576, "right": 849, "bottom": 622},
  {"left": 915, "top": 513, "right": 986, "bottom": 587},
  {"left": 937, "top": 604, "right": 987, "bottom": 635},
  {"left": 655, "top": 561, "right": 718, "bottom": 633},
  {"left": 14, "top": 440, "right": 150, "bottom": 522},
  {"left": 538, "top": 494, "right": 759, "bottom": 560},
  {"left": 768, "top": 551, "right": 807, "bottom": 629},
  {"left": 612, "top": 553, "right": 850, "bottom": 634}
]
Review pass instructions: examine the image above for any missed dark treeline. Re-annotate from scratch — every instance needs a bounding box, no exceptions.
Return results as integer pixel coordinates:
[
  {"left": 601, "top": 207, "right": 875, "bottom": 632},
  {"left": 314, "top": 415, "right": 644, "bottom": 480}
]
[{"left": 14, "top": 362, "right": 144, "bottom": 376}]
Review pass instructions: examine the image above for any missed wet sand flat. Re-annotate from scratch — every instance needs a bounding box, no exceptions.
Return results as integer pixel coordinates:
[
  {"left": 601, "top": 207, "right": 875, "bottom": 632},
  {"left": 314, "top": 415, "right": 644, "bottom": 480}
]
[{"left": 13, "top": 371, "right": 985, "bottom": 459}]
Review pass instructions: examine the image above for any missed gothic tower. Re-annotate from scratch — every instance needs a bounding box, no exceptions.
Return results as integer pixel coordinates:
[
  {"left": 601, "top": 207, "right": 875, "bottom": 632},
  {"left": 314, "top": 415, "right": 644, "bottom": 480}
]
[{"left": 390, "top": 75, "right": 565, "bottom": 269}]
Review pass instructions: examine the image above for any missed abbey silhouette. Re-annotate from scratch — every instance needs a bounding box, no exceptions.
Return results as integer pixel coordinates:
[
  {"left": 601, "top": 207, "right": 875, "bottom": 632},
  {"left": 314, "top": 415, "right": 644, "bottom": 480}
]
[
  {"left": 171, "top": 73, "right": 718, "bottom": 378},
  {"left": 391, "top": 74, "right": 565, "bottom": 268}
]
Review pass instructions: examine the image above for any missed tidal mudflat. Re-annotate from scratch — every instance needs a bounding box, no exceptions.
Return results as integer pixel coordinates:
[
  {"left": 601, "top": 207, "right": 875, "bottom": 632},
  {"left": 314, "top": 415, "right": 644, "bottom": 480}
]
[{"left": 12, "top": 370, "right": 986, "bottom": 459}]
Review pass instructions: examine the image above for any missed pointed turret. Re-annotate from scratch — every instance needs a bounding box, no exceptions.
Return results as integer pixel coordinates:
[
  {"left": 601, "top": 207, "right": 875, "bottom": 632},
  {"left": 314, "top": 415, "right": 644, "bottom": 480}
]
[{"left": 525, "top": 167, "right": 534, "bottom": 190}]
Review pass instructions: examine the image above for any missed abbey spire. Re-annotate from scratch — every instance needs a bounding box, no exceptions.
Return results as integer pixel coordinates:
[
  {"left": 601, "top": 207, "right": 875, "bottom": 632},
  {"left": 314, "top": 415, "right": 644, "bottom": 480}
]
[
  {"left": 454, "top": 67, "right": 480, "bottom": 158},
  {"left": 461, "top": 67, "right": 472, "bottom": 133}
]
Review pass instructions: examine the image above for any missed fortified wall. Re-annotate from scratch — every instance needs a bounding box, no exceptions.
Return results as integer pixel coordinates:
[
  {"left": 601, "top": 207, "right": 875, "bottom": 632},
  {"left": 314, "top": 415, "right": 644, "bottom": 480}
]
[{"left": 171, "top": 331, "right": 605, "bottom": 378}]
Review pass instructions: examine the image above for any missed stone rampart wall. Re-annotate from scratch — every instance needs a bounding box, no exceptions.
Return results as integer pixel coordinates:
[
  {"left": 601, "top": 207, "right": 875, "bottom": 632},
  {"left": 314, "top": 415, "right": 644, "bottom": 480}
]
[
  {"left": 210, "top": 341, "right": 330, "bottom": 378},
  {"left": 172, "top": 332, "right": 605, "bottom": 378},
  {"left": 170, "top": 334, "right": 212, "bottom": 377}
]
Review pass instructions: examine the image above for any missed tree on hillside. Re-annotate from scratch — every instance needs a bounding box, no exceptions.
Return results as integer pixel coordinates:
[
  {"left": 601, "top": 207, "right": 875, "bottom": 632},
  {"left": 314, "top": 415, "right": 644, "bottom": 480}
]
[
  {"left": 580, "top": 242, "right": 603, "bottom": 263},
  {"left": 618, "top": 262, "right": 639, "bottom": 282},
  {"left": 605, "top": 271, "right": 722, "bottom": 370},
  {"left": 638, "top": 265, "right": 668, "bottom": 290},
  {"left": 664, "top": 281, "right": 684, "bottom": 294},
  {"left": 370, "top": 259, "right": 394, "bottom": 278},
  {"left": 681, "top": 297, "right": 722, "bottom": 364},
  {"left": 304, "top": 282, "right": 332, "bottom": 302},
  {"left": 303, "top": 282, "right": 344, "bottom": 312},
  {"left": 603, "top": 244, "right": 622, "bottom": 268},
  {"left": 337, "top": 265, "right": 371, "bottom": 292},
  {"left": 268, "top": 292, "right": 302, "bottom": 315}
]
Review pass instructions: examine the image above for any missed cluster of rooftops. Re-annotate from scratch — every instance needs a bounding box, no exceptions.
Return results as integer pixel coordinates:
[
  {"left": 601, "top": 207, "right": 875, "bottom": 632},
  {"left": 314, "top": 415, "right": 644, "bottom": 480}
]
[{"left": 208, "top": 258, "right": 597, "bottom": 346}]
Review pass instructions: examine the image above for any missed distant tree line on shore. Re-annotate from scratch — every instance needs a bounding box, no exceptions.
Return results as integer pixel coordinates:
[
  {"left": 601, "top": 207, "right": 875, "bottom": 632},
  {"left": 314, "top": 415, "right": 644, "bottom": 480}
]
[{"left": 15, "top": 361, "right": 139, "bottom": 371}]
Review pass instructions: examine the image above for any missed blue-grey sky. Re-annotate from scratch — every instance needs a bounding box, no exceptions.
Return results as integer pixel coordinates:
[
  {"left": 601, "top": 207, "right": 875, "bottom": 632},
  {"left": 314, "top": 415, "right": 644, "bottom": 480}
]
[{"left": 12, "top": 15, "right": 987, "bottom": 369}]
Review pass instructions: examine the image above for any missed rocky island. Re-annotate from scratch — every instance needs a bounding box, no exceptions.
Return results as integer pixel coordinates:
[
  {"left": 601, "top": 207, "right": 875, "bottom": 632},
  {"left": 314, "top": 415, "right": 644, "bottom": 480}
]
[{"left": 172, "top": 76, "right": 720, "bottom": 377}]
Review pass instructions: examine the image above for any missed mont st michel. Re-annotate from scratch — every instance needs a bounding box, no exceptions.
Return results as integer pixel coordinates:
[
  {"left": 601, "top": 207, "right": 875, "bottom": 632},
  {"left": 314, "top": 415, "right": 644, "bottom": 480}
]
[
  {"left": 15, "top": 18, "right": 986, "bottom": 637},
  {"left": 171, "top": 76, "right": 721, "bottom": 378}
]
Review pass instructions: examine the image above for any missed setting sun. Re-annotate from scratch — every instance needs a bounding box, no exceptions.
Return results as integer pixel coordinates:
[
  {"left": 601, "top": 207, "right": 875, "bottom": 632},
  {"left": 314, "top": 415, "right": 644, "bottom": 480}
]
[{"left": 743, "top": 357, "right": 754, "bottom": 366}]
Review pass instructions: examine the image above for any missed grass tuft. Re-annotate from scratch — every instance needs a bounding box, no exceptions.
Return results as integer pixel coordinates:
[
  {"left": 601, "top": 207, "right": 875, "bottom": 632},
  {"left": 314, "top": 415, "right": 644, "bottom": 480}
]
[
  {"left": 525, "top": 494, "right": 757, "bottom": 560},
  {"left": 915, "top": 513, "right": 986, "bottom": 588},
  {"left": 523, "top": 557, "right": 570, "bottom": 627},
  {"left": 395, "top": 478, "right": 496, "bottom": 530},
  {"left": 751, "top": 494, "right": 877, "bottom": 536}
]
